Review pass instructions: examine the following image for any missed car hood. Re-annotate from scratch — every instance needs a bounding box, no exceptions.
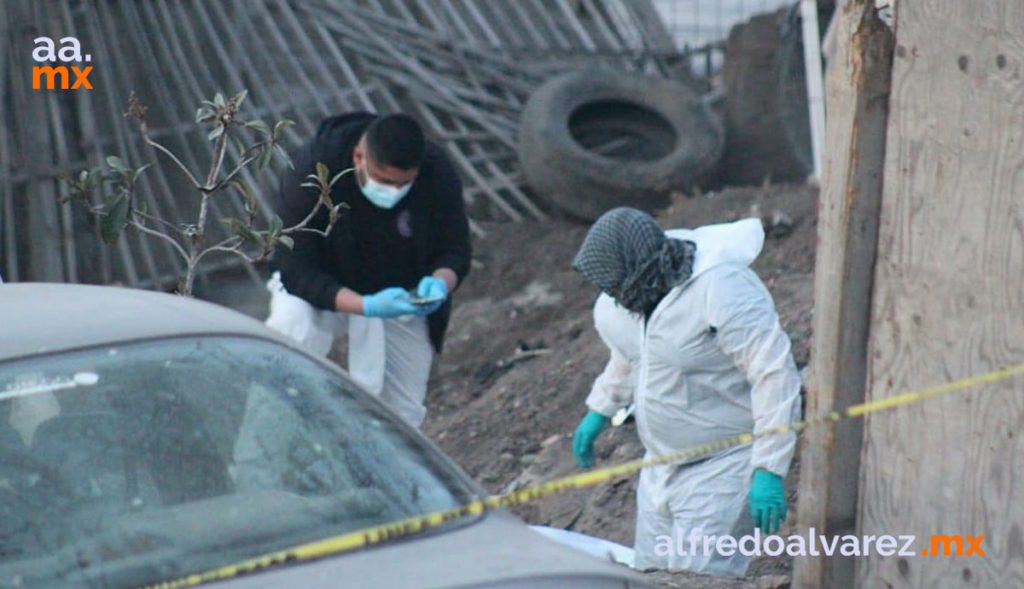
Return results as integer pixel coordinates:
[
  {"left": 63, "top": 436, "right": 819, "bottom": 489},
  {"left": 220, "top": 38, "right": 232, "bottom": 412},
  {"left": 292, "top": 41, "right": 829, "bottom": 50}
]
[{"left": 203, "top": 511, "right": 647, "bottom": 588}]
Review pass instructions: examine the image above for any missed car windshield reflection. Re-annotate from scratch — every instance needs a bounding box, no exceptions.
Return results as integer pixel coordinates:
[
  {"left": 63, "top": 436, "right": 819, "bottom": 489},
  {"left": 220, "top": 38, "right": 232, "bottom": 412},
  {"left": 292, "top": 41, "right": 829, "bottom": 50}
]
[{"left": 0, "top": 337, "right": 477, "bottom": 588}]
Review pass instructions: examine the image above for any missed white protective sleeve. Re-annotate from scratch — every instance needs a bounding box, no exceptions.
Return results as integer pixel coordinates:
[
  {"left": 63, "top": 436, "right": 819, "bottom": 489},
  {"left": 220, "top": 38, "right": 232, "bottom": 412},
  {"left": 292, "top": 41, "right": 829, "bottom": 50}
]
[
  {"left": 706, "top": 268, "right": 802, "bottom": 477},
  {"left": 585, "top": 348, "right": 636, "bottom": 418}
]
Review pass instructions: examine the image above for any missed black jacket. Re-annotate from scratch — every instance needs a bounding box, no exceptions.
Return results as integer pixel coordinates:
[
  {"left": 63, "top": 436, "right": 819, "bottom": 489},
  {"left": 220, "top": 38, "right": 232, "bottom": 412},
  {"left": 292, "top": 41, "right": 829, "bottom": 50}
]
[{"left": 272, "top": 113, "right": 471, "bottom": 353}]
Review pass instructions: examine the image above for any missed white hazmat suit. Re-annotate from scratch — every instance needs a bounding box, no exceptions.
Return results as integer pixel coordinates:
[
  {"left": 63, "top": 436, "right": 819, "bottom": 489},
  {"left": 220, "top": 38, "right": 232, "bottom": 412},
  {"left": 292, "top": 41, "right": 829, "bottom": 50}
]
[{"left": 585, "top": 218, "right": 802, "bottom": 575}]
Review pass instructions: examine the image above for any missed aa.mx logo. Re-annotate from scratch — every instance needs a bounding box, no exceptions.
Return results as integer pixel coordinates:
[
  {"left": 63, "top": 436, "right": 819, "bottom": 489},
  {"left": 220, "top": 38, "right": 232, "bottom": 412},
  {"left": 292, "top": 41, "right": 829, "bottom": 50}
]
[{"left": 32, "top": 36, "right": 93, "bottom": 90}]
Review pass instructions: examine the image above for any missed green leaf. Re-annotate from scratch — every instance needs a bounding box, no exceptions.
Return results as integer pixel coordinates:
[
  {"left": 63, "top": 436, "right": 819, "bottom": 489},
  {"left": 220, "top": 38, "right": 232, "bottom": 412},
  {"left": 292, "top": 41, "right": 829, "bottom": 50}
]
[
  {"left": 214, "top": 92, "right": 225, "bottom": 107},
  {"left": 329, "top": 203, "right": 346, "bottom": 225},
  {"left": 229, "top": 180, "right": 257, "bottom": 213},
  {"left": 208, "top": 125, "right": 225, "bottom": 141},
  {"left": 315, "top": 162, "right": 329, "bottom": 184},
  {"left": 232, "top": 89, "right": 248, "bottom": 108},
  {"left": 219, "top": 217, "right": 260, "bottom": 244},
  {"left": 100, "top": 193, "right": 130, "bottom": 244},
  {"left": 106, "top": 156, "right": 128, "bottom": 173},
  {"left": 243, "top": 119, "right": 271, "bottom": 135},
  {"left": 272, "top": 119, "right": 295, "bottom": 140},
  {"left": 135, "top": 163, "right": 152, "bottom": 177},
  {"left": 277, "top": 235, "right": 294, "bottom": 250},
  {"left": 231, "top": 134, "right": 247, "bottom": 155},
  {"left": 273, "top": 143, "right": 293, "bottom": 170},
  {"left": 269, "top": 214, "right": 283, "bottom": 235},
  {"left": 257, "top": 145, "right": 273, "bottom": 170},
  {"left": 195, "top": 107, "right": 214, "bottom": 123}
]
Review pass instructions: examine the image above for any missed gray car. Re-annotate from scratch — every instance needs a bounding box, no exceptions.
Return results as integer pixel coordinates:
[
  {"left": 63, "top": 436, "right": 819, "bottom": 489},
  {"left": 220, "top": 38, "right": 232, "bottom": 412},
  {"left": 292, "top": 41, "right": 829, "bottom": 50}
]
[{"left": 0, "top": 284, "right": 648, "bottom": 589}]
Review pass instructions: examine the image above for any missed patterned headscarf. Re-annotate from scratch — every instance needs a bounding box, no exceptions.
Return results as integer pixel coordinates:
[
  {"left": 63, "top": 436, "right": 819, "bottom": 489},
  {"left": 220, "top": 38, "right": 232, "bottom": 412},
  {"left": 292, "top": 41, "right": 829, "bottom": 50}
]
[{"left": 572, "top": 207, "right": 696, "bottom": 315}]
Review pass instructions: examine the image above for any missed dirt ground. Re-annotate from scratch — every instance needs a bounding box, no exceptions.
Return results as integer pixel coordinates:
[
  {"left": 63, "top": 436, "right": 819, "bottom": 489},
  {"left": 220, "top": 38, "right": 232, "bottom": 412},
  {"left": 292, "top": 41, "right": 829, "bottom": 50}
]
[{"left": 422, "top": 183, "right": 818, "bottom": 589}]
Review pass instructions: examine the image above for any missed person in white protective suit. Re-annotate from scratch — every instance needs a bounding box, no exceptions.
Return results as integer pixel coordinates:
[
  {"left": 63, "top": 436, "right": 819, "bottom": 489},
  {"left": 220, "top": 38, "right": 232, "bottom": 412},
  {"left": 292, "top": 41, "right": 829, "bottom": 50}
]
[{"left": 570, "top": 208, "right": 802, "bottom": 576}]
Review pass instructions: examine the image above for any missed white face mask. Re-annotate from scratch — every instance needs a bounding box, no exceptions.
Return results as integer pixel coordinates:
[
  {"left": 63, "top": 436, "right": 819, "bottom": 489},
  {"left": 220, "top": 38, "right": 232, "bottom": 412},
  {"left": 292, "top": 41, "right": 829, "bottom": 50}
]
[{"left": 360, "top": 160, "right": 413, "bottom": 209}]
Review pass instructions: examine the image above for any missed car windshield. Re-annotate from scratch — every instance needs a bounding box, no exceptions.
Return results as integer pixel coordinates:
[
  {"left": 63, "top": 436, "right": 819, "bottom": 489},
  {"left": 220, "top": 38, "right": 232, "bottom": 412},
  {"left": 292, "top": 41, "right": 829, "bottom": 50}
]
[{"left": 0, "top": 336, "right": 478, "bottom": 588}]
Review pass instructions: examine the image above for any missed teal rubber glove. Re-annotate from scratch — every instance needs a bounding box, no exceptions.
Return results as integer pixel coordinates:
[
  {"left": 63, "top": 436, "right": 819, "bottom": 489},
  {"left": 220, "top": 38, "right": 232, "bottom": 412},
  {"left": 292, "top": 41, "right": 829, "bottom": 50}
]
[
  {"left": 572, "top": 411, "right": 609, "bottom": 468},
  {"left": 363, "top": 287, "right": 418, "bottom": 318},
  {"left": 414, "top": 276, "right": 448, "bottom": 315},
  {"left": 749, "top": 469, "right": 787, "bottom": 534}
]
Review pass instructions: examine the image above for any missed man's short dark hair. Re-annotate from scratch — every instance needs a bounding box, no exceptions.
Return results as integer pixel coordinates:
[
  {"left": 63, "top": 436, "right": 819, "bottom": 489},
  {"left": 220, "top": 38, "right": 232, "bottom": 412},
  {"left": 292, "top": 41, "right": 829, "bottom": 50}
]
[{"left": 364, "top": 114, "right": 425, "bottom": 170}]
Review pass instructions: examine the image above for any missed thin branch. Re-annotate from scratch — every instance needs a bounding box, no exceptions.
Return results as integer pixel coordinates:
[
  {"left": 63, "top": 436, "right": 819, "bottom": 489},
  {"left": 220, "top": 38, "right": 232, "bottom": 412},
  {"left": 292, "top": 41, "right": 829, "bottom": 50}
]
[
  {"left": 194, "top": 240, "right": 253, "bottom": 265},
  {"left": 194, "top": 194, "right": 212, "bottom": 250},
  {"left": 129, "top": 218, "right": 189, "bottom": 262},
  {"left": 225, "top": 248, "right": 256, "bottom": 264},
  {"left": 140, "top": 135, "right": 202, "bottom": 189},
  {"left": 289, "top": 226, "right": 332, "bottom": 237},
  {"left": 207, "top": 234, "right": 246, "bottom": 251},
  {"left": 282, "top": 201, "right": 326, "bottom": 235},
  {"left": 203, "top": 129, "right": 230, "bottom": 190},
  {"left": 208, "top": 148, "right": 262, "bottom": 193},
  {"left": 133, "top": 207, "right": 185, "bottom": 236}
]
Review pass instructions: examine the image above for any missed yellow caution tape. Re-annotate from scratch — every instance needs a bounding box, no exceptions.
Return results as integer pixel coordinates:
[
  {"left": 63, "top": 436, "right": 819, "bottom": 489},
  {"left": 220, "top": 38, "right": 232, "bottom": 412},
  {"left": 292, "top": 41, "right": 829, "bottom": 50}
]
[{"left": 141, "top": 361, "right": 1024, "bottom": 589}]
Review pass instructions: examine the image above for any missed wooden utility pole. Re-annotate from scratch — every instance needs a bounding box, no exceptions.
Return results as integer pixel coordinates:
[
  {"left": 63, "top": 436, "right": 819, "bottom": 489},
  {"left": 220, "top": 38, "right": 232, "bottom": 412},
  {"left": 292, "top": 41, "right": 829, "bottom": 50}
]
[{"left": 794, "top": 1, "right": 894, "bottom": 585}]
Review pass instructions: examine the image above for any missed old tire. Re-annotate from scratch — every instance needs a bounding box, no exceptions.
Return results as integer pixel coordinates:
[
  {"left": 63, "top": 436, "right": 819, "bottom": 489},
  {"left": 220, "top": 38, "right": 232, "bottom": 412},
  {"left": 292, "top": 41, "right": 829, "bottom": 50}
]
[{"left": 517, "top": 70, "right": 723, "bottom": 221}]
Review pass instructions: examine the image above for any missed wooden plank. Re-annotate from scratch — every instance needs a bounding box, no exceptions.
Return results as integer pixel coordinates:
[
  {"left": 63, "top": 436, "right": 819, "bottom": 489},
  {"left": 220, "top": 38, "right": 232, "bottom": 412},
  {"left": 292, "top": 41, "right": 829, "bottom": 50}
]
[
  {"left": 791, "top": 1, "right": 894, "bottom": 586},
  {"left": 161, "top": 0, "right": 298, "bottom": 202},
  {"left": 70, "top": 0, "right": 139, "bottom": 285},
  {"left": 523, "top": 0, "right": 574, "bottom": 50},
  {"left": 553, "top": 0, "right": 598, "bottom": 51},
  {"left": 89, "top": 0, "right": 162, "bottom": 284},
  {"left": 301, "top": 12, "right": 376, "bottom": 111},
  {"left": 248, "top": 2, "right": 331, "bottom": 117},
  {"left": 167, "top": 0, "right": 291, "bottom": 220},
  {"left": 624, "top": 0, "right": 679, "bottom": 53},
  {"left": 272, "top": 0, "right": 360, "bottom": 113},
  {"left": 476, "top": 1, "right": 548, "bottom": 59},
  {"left": 139, "top": 1, "right": 267, "bottom": 287},
  {"left": 9, "top": 0, "right": 65, "bottom": 282},
  {"left": 0, "top": 5, "right": 17, "bottom": 281},
  {"left": 57, "top": 0, "right": 114, "bottom": 284},
  {"left": 109, "top": 0, "right": 195, "bottom": 274},
  {"left": 455, "top": 1, "right": 503, "bottom": 48},
  {"left": 43, "top": 90, "right": 79, "bottom": 283},
  {"left": 858, "top": 0, "right": 1024, "bottom": 586},
  {"left": 409, "top": 101, "right": 521, "bottom": 222},
  {"left": 435, "top": 2, "right": 477, "bottom": 45},
  {"left": 415, "top": 102, "right": 542, "bottom": 221},
  {"left": 404, "top": 0, "right": 446, "bottom": 33},
  {"left": 578, "top": 0, "right": 622, "bottom": 50},
  {"left": 197, "top": 0, "right": 316, "bottom": 138}
]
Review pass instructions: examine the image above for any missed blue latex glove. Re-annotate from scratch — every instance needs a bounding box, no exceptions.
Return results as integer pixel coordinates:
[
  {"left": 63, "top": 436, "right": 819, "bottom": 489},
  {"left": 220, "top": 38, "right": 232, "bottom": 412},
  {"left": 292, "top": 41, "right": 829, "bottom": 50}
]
[
  {"left": 414, "top": 276, "right": 448, "bottom": 315},
  {"left": 363, "top": 287, "right": 418, "bottom": 318},
  {"left": 572, "top": 411, "right": 609, "bottom": 468},
  {"left": 749, "top": 469, "right": 787, "bottom": 534}
]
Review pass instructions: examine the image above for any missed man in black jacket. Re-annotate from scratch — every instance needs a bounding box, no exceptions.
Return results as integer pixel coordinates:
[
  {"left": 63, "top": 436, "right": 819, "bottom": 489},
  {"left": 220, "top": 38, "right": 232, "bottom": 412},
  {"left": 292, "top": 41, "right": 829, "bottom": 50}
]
[{"left": 265, "top": 112, "right": 471, "bottom": 428}]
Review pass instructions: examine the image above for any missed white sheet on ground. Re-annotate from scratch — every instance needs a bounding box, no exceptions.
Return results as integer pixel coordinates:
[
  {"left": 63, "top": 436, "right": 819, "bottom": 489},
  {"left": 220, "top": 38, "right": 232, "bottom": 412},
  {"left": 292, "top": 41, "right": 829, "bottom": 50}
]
[{"left": 529, "top": 525, "right": 635, "bottom": 568}]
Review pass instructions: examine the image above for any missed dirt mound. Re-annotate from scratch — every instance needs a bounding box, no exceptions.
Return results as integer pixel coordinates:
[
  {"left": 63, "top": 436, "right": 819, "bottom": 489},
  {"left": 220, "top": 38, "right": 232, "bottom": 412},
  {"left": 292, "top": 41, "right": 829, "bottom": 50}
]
[{"left": 424, "top": 183, "right": 818, "bottom": 588}]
